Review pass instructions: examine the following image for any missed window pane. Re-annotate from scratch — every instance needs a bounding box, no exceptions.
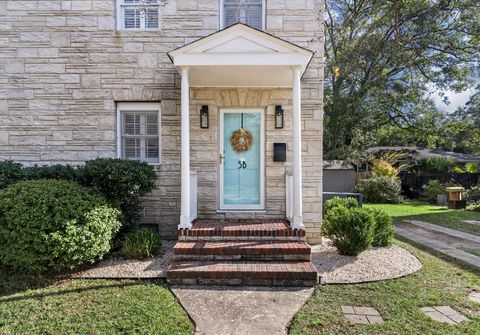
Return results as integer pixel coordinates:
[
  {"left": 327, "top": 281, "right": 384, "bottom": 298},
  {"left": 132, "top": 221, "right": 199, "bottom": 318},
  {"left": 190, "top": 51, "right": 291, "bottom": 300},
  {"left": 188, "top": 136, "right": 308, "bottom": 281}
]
[
  {"left": 146, "top": 138, "right": 159, "bottom": 159},
  {"left": 124, "top": 8, "right": 141, "bottom": 29},
  {"left": 146, "top": 113, "right": 158, "bottom": 135},
  {"left": 224, "top": 0, "right": 263, "bottom": 29},
  {"left": 146, "top": 8, "right": 159, "bottom": 28},
  {"left": 124, "top": 138, "right": 140, "bottom": 159},
  {"left": 124, "top": 113, "right": 141, "bottom": 135}
]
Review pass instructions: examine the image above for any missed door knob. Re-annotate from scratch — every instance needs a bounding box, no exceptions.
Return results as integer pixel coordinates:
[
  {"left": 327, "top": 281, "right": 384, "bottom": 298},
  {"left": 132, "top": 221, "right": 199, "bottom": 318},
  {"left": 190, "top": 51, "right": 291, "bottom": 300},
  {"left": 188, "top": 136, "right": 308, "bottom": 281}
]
[{"left": 220, "top": 154, "right": 225, "bottom": 164}]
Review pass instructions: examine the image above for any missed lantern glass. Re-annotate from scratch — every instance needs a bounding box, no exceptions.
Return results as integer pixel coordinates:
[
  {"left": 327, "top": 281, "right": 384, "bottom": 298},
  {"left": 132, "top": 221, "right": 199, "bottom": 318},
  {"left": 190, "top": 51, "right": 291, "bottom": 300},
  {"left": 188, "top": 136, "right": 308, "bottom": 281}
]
[
  {"left": 200, "top": 105, "right": 209, "bottom": 128},
  {"left": 275, "top": 106, "right": 284, "bottom": 129}
]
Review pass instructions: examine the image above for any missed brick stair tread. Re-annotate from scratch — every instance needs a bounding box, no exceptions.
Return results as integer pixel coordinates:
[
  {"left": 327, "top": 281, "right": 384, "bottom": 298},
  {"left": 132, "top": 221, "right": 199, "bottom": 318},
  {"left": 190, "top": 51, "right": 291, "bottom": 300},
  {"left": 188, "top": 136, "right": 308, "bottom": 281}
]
[
  {"left": 179, "top": 219, "right": 305, "bottom": 238},
  {"left": 174, "top": 241, "right": 311, "bottom": 256},
  {"left": 167, "top": 260, "right": 318, "bottom": 280}
]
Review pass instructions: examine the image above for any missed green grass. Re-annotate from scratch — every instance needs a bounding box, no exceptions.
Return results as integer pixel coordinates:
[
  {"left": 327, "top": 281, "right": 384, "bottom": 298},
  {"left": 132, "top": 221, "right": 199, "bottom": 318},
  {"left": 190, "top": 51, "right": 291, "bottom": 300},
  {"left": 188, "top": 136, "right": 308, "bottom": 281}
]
[
  {"left": 0, "top": 271, "right": 193, "bottom": 335},
  {"left": 290, "top": 240, "right": 480, "bottom": 335},
  {"left": 364, "top": 201, "right": 480, "bottom": 236}
]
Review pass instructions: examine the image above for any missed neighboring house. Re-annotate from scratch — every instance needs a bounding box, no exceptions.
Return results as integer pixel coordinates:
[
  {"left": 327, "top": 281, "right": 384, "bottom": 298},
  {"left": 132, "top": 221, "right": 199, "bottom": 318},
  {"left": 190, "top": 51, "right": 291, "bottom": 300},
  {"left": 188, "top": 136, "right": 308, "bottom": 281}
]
[
  {"left": 323, "top": 160, "right": 355, "bottom": 193},
  {"left": 0, "top": 1, "right": 325, "bottom": 245},
  {"left": 367, "top": 146, "right": 480, "bottom": 166}
]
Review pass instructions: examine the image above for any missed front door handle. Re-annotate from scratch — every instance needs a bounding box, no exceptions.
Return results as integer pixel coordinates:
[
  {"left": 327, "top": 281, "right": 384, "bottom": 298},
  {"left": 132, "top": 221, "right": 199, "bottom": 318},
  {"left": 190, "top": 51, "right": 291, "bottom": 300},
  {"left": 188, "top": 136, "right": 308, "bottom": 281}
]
[{"left": 220, "top": 154, "right": 225, "bottom": 164}]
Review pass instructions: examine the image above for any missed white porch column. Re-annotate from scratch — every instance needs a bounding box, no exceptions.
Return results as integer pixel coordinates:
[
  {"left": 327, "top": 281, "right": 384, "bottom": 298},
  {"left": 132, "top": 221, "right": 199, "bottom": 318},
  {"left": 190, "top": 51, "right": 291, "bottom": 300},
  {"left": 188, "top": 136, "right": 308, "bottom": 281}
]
[
  {"left": 179, "top": 67, "right": 192, "bottom": 229},
  {"left": 292, "top": 66, "right": 304, "bottom": 230}
]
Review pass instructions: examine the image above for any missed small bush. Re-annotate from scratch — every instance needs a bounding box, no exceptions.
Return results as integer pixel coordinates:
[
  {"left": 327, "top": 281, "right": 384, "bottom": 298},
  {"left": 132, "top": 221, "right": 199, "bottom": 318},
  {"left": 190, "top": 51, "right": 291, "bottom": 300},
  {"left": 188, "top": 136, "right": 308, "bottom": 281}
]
[
  {"left": 0, "top": 160, "right": 23, "bottom": 189},
  {"left": 466, "top": 202, "right": 480, "bottom": 212},
  {"left": 121, "top": 229, "right": 162, "bottom": 259},
  {"left": 322, "top": 206, "right": 375, "bottom": 256},
  {"left": 422, "top": 179, "right": 446, "bottom": 203},
  {"left": 371, "top": 159, "right": 398, "bottom": 178},
  {"left": 0, "top": 179, "right": 121, "bottom": 273},
  {"left": 416, "top": 157, "right": 456, "bottom": 173},
  {"left": 23, "top": 164, "right": 80, "bottom": 181},
  {"left": 81, "top": 159, "right": 157, "bottom": 233},
  {"left": 465, "top": 186, "right": 480, "bottom": 203},
  {"left": 367, "top": 208, "right": 395, "bottom": 247},
  {"left": 324, "top": 196, "right": 358, "bottom": 215},
  {"left": 355, "top": 176, "right": 402, "bottom": 204}
]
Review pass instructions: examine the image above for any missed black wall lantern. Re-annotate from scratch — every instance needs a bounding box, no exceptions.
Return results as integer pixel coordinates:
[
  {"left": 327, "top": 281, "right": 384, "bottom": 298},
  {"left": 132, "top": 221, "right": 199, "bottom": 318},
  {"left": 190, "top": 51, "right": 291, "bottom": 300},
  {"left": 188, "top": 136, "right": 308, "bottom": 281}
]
[
  {"left": 200, "top": 105, "right": 209, "bottom": 128},
  {"left": 275, "top": 105, "right": 284, "bottom": 129}
]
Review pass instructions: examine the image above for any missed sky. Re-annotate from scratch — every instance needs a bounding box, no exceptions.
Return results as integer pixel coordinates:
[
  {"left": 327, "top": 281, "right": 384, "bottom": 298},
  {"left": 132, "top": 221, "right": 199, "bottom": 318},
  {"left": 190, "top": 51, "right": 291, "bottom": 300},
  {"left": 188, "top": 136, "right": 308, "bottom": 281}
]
[{"left": 431, "top": 88, "right": 476, "bottom": 113}]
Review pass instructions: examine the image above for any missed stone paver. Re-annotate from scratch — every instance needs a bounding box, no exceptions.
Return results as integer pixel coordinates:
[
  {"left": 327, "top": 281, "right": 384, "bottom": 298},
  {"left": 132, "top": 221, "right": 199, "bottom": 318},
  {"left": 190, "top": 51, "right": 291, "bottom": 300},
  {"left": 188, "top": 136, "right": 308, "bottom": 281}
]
[
  {"left": 341, "top": 305, "right": 384, "bottom": 324},
  {"left": 462, "top": 220, "right": 480, "bottom": 226},
  {"left": 404, "top": 220, "right": 480, "bottom": 243},
  {"left": 396, "top": 222, "right": 480, "bottom": 269},
  {"left": 468, "top": 291, "right": 480, "bottom": 303},
  {"left": 420, "top": 306, "right": 469, "bottom": 324},
  {"left": 171, "top": 286, "right": 314, "bottom": 335}
]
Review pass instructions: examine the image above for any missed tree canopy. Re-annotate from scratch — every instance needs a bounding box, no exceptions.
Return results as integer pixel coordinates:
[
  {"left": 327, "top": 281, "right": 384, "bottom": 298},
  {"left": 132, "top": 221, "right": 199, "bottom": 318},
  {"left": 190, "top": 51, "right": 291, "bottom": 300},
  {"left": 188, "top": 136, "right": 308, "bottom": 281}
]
[{"left": 324, "top": 0, "right": 480, "bottom": 162}]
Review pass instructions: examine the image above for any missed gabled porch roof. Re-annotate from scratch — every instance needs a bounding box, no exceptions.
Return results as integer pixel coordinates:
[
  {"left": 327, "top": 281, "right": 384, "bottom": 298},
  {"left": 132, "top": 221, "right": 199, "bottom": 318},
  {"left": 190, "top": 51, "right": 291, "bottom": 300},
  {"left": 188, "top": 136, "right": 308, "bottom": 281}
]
[{"left": 168, "top": 23, "right": 314, "bottom": 87}]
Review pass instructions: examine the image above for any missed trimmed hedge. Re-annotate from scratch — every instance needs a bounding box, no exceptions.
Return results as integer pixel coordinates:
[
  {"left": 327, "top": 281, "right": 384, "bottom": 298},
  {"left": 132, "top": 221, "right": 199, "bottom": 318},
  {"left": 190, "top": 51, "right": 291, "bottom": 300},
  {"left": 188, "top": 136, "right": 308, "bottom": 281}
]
[
  {"left": 324, "top": 196, "right": 358, "bottom": 215},
  {"left": 0, "top": 160, "right": 23, "bottom": 189},
  {"left": 355, "top": 176, "right": 402, "bottom": 204},
  {"left": 322, "top": 206, "right": 375, "bottom": 256},
  {"left": 0, "top": 179, "right": 121, "bottom": 273},
  {"left": 367, "top": 208, "right": 395, "bottom": 247}
]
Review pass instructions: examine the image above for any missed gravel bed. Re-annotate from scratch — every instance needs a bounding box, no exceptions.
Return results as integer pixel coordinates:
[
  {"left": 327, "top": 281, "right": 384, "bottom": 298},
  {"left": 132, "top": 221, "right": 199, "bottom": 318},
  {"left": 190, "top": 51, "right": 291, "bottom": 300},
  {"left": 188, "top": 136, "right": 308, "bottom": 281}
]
[
  {"left": 312, "top": 242, "right": 422, "bottom": 284},
  {"left": 72, "top": 240, "right": 175, "bottom": 279},
  {"left": 73, "top": 240, "right": 422, "bottom": 284}
]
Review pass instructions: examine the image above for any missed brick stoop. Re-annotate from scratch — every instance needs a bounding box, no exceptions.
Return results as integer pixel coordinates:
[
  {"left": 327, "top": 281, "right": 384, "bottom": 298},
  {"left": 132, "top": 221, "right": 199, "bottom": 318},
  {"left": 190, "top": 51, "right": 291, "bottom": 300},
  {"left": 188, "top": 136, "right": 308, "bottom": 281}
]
[{"left": 167, "top": 219, "right": 318, "bottom": 286}]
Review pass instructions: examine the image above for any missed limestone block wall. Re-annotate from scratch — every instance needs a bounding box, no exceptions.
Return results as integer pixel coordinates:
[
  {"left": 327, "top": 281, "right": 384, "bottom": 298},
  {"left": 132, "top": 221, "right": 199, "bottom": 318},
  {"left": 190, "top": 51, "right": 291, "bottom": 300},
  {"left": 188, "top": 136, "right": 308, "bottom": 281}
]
[{"left": 0, "top": 0, "right": 324, "bottom": 242}]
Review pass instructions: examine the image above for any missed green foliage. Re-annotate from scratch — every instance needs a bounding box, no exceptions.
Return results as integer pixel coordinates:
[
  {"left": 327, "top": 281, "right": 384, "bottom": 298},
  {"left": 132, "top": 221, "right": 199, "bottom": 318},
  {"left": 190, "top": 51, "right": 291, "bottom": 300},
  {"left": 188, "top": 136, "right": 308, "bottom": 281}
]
[
  {"left": 80, "top": 159, "right": 157, "bottom": 233},
  {"left": 371, "top": 160, "right": 399, "bottom": 178},
  {"left": 324, "top": 196, "right": 358, "bottom": 215},
  {"left": 23, "top": 164, "right": 80, "bottom": 181},
  {"left": 0, "top": 180, "right": 121, "bottom": 273},
  {"left": 367, "top": 208, "right": 395, "bottom": 247},
  {"left": 422, "top": 180, "right": 446, "bottom": 203},
  {"left": 324, "top": 0, "right": 480, "bottom": 161},
  {"left": 454, "top": 163, "right": 480, "bottom": 174},
  {"left": 0, "top": 160, "right": 23, "bottom": 189},
  {"left": 466, "top": 202, "right": 480, "bottom": 212},
  {"left": 465, "top": 186, "right": 480, "bottom": 202},
  {"left": 121, "top": 229, "right": 162, "bottom": 259},
  {"left": 355, "top": 176, "right": 402, "bottom": 204},
  {"left": 322, "top": 206, "right": 375, "bottom": 256},
  {"left": 415, "top": 157, "right": 457, "bottom": 173}
]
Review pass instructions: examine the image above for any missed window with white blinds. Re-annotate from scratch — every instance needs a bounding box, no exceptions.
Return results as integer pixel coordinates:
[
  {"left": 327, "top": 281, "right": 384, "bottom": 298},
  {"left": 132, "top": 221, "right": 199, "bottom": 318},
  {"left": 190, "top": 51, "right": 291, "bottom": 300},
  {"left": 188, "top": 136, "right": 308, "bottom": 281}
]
[
  {"left": 117, "top": 0, "right": 160, "bottom": 30},
  {"left": 223, "top": 0, "right": 264, "bottom": 30},
  {"left": 117, "top": 103, "right": 161, "bottom": 164}
]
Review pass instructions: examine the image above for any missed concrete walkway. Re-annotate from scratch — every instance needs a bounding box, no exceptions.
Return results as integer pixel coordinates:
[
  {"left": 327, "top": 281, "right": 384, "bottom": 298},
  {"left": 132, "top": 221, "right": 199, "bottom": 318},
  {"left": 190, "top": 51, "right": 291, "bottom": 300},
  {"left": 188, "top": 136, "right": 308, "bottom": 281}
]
[
  {"left": 171, "top": 286, "right": 314, "bottom": 335},
  {"left": 396, "top": 220, "right": 480, "bottom": 269}
]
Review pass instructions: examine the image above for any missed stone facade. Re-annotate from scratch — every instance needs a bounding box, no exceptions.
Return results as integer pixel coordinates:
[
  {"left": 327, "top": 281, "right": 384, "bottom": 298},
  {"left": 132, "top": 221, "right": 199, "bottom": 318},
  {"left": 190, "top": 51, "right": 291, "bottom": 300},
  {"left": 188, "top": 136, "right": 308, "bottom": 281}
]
[{"left": 0, "top": 0, "right": 325, "bottom": 242}]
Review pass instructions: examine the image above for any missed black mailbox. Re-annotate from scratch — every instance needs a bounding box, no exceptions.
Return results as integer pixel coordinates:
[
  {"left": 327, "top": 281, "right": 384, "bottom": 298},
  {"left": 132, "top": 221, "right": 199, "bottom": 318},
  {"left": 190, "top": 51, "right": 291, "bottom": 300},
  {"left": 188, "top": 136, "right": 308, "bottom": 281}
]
[{"left": 273, "top": 143, "right": 287, "bottom": 162}]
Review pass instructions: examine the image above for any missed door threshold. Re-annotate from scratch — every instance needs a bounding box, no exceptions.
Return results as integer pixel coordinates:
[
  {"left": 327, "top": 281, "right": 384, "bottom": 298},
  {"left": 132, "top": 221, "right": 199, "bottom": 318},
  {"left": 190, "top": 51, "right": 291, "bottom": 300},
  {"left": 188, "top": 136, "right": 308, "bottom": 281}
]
[{"left": 217, "top": 209, "right": 267, "bottom": 214}]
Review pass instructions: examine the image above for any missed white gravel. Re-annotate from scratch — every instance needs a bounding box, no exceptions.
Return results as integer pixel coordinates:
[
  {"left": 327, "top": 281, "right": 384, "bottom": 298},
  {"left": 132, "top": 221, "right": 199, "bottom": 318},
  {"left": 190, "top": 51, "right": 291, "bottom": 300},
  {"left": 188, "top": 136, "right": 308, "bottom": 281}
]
[
  {"left": 72, "top": 240, "right": 175, "bottom": 279},
  {"left": 312, "top": 242, "right": 423, "bottom": 284},
  {"left": 73, "top": 240, "right": 422, "bottom": 284}
]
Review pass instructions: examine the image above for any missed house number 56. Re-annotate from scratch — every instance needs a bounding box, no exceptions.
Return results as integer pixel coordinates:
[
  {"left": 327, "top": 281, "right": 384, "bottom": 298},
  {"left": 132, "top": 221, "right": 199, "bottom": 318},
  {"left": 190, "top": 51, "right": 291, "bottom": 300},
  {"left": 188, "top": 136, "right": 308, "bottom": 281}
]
[{"left": 238, "top": 160, "right": 247, "bottom": 169}]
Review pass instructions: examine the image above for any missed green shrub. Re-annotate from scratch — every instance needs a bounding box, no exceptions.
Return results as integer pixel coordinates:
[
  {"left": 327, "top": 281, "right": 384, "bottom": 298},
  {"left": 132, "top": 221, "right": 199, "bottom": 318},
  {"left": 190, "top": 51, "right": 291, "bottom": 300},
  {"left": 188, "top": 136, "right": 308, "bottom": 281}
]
[
  {"left": 367, "top": 208, "right": 395, "bottom": 247},
  {"left": 466, "top": 202, "right": 480, "bottom": 212},
  {"left": 465, "top": 186, "right": 480, "bottom": 202},
  {"left": 324, "top": 196, "right": 358, "bottom": 215},
  {"left": 322, "top": 206, "right": 375, "bottom": 256},
  {"left": 422, "top": 179, "right": 446, "bottom": 203},
  {"left": 0, "top": 179, "right": 121, "bottom": 273},
  {"left": 371, "top": 159, "right": 399, "bottom": 178},
  {"left": 23, "top": 164, "right": 80, "bottom": 181},
  {"left": 80, "top": 159, "right": 157, "bottom": 233},
  {"left": 355, "top": 176, "right": 402, "bottom": 204},
  {"left": 121, "top": 229, "right": 162, "bottom": 259},
  {"left": 416, "top": 157, "right": 456, "bottom": 173},
  {"left": 0, "top": 160, "right": 23, "bottom": 189}
]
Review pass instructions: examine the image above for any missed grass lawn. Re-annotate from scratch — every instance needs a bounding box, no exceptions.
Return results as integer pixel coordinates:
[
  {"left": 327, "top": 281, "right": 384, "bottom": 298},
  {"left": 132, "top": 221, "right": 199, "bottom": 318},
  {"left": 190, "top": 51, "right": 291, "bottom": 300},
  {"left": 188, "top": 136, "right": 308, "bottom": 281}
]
[
  {"left": 364, "top": 201, "right": 480, "bottom": 236},
  {"left": 289, "top": 240, "right": 480, "bottom": 335},
  {"left": 0, "top": 271, "right": 193, "bottom": 335}
]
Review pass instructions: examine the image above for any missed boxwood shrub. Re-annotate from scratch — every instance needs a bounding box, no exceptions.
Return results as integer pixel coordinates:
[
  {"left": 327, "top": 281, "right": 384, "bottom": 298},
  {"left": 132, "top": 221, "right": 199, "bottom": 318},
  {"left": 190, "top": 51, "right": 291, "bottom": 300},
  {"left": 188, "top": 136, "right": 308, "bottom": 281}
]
[
  {"left": 324, "top": 196, "right": 358, "bottom": 215},
  {"left": 367, "top": 208, "right": 395, "bottom": 247},
  {"left": 0, "top": 179, "right": 121, "bottom": 273},
  {"left": 322, "top": 206, "right": 375, "bottom": 256},
  {"left": 0, "top": 160, "right": 23, "bottom": 189},
  {"left": 355, "top": 176, "right": 402, "bottom": 204}
]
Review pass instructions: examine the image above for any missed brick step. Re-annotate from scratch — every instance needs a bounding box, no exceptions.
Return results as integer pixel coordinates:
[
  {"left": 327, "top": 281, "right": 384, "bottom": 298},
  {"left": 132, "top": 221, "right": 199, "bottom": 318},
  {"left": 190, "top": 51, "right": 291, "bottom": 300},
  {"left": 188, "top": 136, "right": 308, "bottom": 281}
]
[
  {"left": 166, "top": 260, "right": 318, "bottom": 286},
  {"left": 173, "top": 241, "right": 311, "bottom": 261},
  {"left": 179, "top": 219, "right": 305, "bottom": 241}
]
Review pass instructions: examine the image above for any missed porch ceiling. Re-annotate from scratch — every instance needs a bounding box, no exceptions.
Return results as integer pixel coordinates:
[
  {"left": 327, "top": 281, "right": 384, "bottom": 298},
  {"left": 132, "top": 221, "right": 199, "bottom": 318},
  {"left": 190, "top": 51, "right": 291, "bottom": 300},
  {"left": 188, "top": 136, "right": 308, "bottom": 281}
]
[{"left": 168, "top": 23, "right": 314, "bottom": 88}]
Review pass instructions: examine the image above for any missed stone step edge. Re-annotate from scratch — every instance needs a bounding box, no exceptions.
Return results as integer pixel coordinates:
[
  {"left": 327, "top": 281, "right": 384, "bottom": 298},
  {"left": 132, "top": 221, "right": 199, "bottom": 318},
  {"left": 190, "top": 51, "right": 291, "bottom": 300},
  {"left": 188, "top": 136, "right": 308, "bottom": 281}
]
[
  {"left": 179, "top": 228, "right": 305, "bottom": 238},
  {"left": 168, "top": 278, "right": 318, "bottom": 287},
  {"left": 178, "top": 236, "right": 306, "bottom": 241},
  {"left": 173, "top": 241, "right": 311, "bottom": 256}
]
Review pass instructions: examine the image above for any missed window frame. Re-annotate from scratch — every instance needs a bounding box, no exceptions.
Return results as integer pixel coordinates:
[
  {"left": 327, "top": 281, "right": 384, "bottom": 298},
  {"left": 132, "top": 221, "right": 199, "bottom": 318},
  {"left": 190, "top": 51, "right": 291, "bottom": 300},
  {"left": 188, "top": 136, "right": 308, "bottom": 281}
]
[
  {"left": 220, "top": 0, "right": 266, "bottom": 30},
  {"left": 116, "top": 102, "right": 162, "bottom": 165},
  {"left": 116, "top": 0, "right": 161, "bottom": 31}
]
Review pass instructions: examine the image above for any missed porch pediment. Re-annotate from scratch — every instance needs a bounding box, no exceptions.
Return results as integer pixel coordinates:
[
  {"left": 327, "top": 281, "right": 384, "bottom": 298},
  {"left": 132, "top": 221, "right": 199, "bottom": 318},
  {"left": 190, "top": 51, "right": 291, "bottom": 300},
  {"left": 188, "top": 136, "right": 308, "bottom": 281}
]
[{"left": 168, "top": 23, "right": 313, "bottom": 87}]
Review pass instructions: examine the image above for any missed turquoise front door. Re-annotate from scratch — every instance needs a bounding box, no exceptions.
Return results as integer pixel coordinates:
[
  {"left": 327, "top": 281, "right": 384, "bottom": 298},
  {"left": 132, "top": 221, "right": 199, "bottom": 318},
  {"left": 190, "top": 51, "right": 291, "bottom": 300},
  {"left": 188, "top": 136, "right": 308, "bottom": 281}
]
[{"left": 220, "top": 109, "right": 264, "bottom": 209}]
